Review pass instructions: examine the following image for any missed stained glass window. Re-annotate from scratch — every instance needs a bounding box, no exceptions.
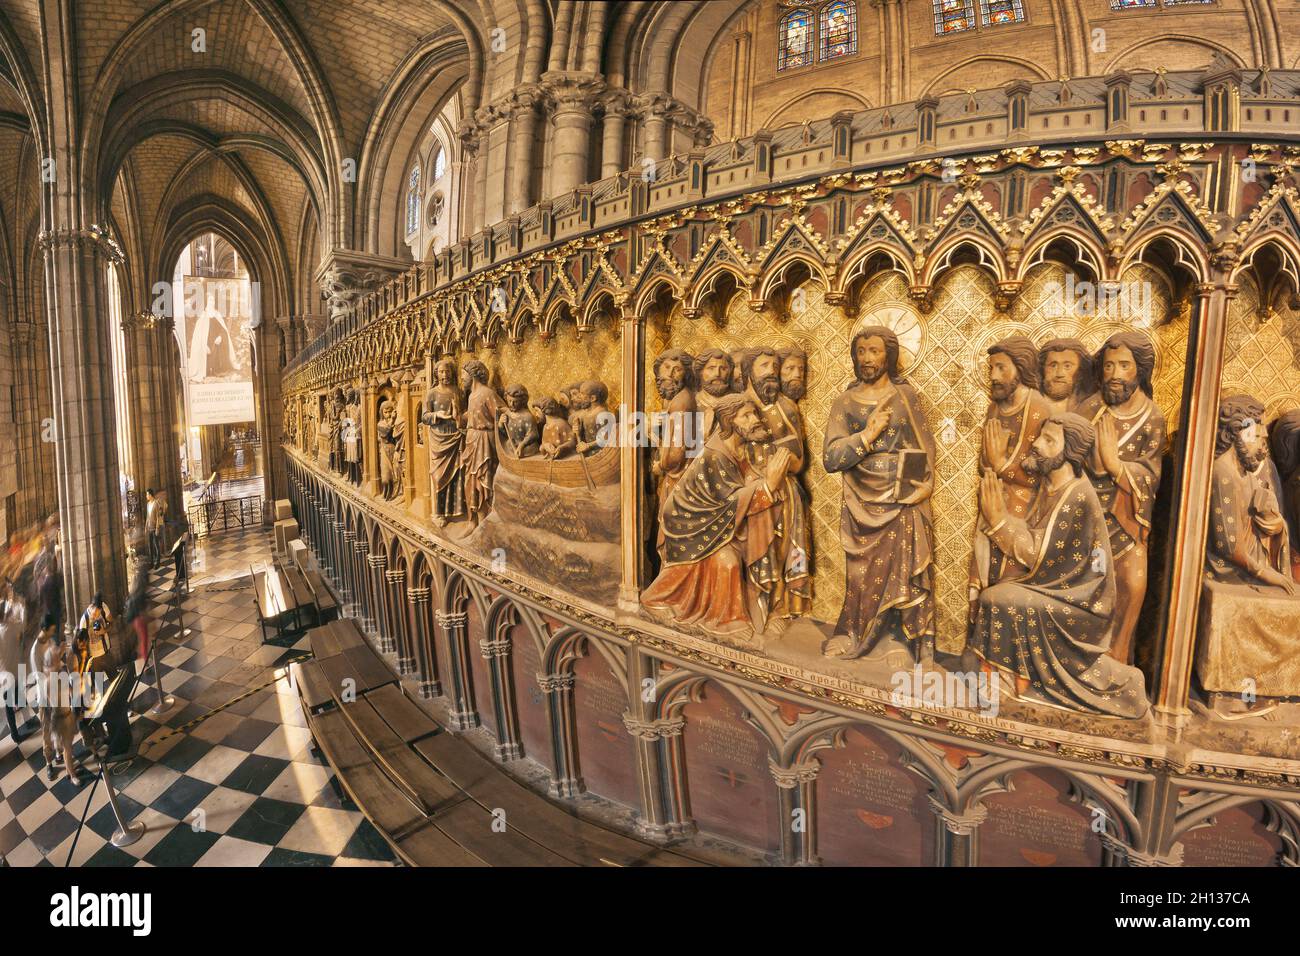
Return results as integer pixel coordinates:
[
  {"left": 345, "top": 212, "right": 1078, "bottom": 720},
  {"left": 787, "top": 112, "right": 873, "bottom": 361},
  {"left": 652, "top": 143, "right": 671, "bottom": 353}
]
[
  {"left": 432, "top": 143, "right": 446, "bottom": 181},
  {"left": 979, "top": 0, "right": 1025, "bottom": 26},
  {"left": 406, "top": 165, "right": 420, "bottom": 236},
  {"left": 778, "top": 9, "right": 814, "bottom": 71},
  {"left": 934, "top": 0, "right": 977, "bottom": 34},
  {"left": 1109, "top": 0, "right": 1156, "bottom": 8},
  {"left": 1161, "top": 0, "right": 1213, "bottom": 4},
  {"left": 819, "top": 1, "right": 857, "bottom": 61}
]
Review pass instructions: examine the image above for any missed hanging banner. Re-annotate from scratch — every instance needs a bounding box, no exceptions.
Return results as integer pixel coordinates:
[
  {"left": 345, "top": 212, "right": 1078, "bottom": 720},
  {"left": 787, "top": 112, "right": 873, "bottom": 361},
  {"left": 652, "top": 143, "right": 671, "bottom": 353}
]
[{"left": 181, "top": 275, "right": 257, "bottom": 425}]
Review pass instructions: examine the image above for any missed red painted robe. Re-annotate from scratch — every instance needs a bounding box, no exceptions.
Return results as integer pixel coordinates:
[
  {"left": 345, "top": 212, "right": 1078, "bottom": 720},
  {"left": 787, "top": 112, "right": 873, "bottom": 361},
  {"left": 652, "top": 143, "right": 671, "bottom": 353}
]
[{"left": 643, "top": 432, "right": 780, "bottom": 635}]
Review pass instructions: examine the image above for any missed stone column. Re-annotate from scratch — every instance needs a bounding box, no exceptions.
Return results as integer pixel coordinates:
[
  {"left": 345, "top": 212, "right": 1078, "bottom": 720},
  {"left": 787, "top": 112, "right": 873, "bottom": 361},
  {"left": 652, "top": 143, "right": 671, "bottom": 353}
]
[
  {"left": 480, "top": 634, "right": 523, "bottom": 760},
  {"left": 600, "top": 92, "right": 628, "bottom": 179},
  {"left": 929, "top": 797, "right": 987, "bottom": 867},
  {"left": 354, "top": 538, "right": 373, "bottom": 632},
  {"left": 332, "top": 517, "right": 346, "bottom": 591},
  {"left": 641, "top": 95, "right": 670, "bottom": 163},
  {"left": 340, "top": 529, "right": 357, "bottom": 608},
  {"left": 507, "top": 92, "right": 541, "bottom": 215},
  {"left": 771, "top": 759, "right": 821, "bottom": 866},
  {"left": 40, "top": 228, "right": 129, "bottom": 619},
  {"left": 409, "top": 585, "right": 441, "bottom": 698},
  {"left": 368, "top": 552, "right": 391, "bottom": 652},
  {"left": 539, "top": 672, "right": 582, "bottom": 797},
  {"left": 1152, "top": 264, "right": 1234, "bottom": 722},
  {"left": 386, "top": 567, "right": 413, "bottom": 674},
  {"left": 437, "top": 609, "right": 480, "bottom": 731},
  {"left": 617, "top": 301, "right": 646, "bottom": 612},
  {"left": 9, "top": 321, "right": 41, "bottom": 526},
  {"left": 154, "top": 315, "right": 184, "bottom": 523},
  {"left": 544, "top": 72, "right": 604, "bottom": 195},
  {"left": 622, "top": 713, "right": 695, "bottom": 842}
]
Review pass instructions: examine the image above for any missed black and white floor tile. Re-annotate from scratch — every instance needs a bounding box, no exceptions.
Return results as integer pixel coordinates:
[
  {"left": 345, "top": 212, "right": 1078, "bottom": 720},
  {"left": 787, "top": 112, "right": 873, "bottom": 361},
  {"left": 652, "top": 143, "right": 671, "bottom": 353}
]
[{"left": 0, "top": 527, "right": 397, "bottom": 867}]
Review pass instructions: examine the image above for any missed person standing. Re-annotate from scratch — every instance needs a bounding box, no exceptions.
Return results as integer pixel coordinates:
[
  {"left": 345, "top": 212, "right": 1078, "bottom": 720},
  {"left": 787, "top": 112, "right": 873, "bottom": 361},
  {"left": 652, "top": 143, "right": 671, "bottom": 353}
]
[
  {"left": 0, "top": 590, "right": 29, "bottom": 741},
  {"left": 145, "top": 488, "right": 166, "bottom": 569},
  {"left": 77, "top": 593, "right": 113, "bottom": 664}
]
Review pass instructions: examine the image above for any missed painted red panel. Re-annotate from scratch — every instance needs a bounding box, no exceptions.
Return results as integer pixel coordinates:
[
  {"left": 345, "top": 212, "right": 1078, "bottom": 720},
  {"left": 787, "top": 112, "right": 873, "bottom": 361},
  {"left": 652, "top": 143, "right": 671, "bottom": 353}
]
[
  {"left": 681, "top": 682, "right": 780, "bottom": 855},
  {"left": 572, "top": 650, "right": 639, "bottom": 807},
  {"left": 510, "top": 624, "right": 551, "bottom": 770},
  {"left": 978, "top": 768, "right": 1103, "bottom": 867},
  {"left": 1180, "top": 803, "right": 1283, "bottom": 867},
  {"left": 814, "top": 726, "right": 934, "bottom": 866}
]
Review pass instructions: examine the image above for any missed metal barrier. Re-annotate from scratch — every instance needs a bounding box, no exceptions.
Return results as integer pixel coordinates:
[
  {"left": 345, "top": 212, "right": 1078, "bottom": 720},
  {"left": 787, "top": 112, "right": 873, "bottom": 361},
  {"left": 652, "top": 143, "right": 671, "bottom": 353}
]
[{"left": 187, "top": 494, "right": 263, "bottom": 538}]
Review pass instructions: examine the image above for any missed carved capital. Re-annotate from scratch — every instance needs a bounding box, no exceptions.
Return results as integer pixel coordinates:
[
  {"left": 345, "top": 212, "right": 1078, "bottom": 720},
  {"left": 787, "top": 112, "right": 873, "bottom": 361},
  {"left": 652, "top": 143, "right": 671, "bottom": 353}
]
[
  {"left": 769, "top": 758, "right": 821, "bottom": 789},
  {"left": 384, "top": 569, "right": 405, "bottom": 585},
  {"left": 479, "top": 637, "right": 511, "bottom": 659},
  {"left": 928, "top": 797, "right": 988, "bottom": 835},
  {"left": 366, "top": 553, "right": 387, "bottom": 570},
  {"left": 621, "top": 714, "right": 686, "bottom": 740},
  {"left": 436, "top": 610, "right": 468, "bottom": 630},
  {"left": 537, "top": 672, "right": 576, "bottom": 693}
]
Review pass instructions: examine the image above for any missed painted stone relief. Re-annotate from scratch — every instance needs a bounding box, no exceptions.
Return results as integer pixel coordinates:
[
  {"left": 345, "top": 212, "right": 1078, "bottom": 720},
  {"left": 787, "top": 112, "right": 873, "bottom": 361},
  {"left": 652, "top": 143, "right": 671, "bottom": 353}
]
[
  {"left": 292, "top": 278, "right": 1300, "bottom": 726},
  {"left": 1195, "top": 395, "right": 1300, "bottom": 715},
  {"left": 638, "top": 318, "right": 1174, "bottom": 720}
]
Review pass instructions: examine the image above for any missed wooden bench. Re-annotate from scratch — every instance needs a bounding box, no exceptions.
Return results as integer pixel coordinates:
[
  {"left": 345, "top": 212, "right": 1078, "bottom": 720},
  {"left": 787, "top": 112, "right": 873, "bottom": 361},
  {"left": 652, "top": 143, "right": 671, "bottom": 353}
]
[
  {"left": 302, "top": 569, "right": 339, "bottom": 623},
  {"left": 295, "top": 619, "right": 708, "bottom": 868},
  {"left": 252, "top": 567, "right": 299, "bottom": 642}
]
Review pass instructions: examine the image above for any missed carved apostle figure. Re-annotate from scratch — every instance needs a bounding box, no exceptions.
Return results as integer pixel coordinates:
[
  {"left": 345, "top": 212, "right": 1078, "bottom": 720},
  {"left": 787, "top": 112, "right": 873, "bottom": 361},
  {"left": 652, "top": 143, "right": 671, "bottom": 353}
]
[
  {"left": 970, "top": 336, "right": 1053, "bottom": 606},
  {"left": 1270, "top": 409, "right": 1300, "bottom": 583},
  {"left": 730, "top": 348, "right": 752, "bottom": 393},
  {"left": 316, "top": 397, "right": 335, "bottom": 468},
  {"left": 1038, "top": 337, "right": 1101, "bottom": 418},
  {"left": 538, "top": 397, "right": 577, "bottom": 460},
  {"left": 421, "top": 357, "right": 465, "bottom": 527},
  {"left": 497, "top": 384, "right": 540, "bottom": 458},
  {"left": 1205, "top": 396, "right": 1294, "bottom": 594},
  {"left": 343, "top": 387, "right": 363, "bottom": 484},
  {"left": 651, "top": 349, "right": 698, "bottom": 554},
  {"left": 778, "top": 345, "right": 808, "bottom": 402},
  {"left": 1085, "top": 331, "right": 1165, "bottom": 665},
  {"left": 823, "top": 326, "right": 936, "bottom": 661},
  {"left": 330, "top": 387, "right": 346, "bottom": 473},
  {"left": 642, "top": 393, "right": 795, "bottom": 639},
  {"left": 694, "top": 349, "right": 735, "bottom": 440},
  {"left": 739, "top": 346, "right": 813, "bottom": 625},
  {"left": 378, "top": 399, "right": 399, "bottom": 500},
  {"left": 461, "top": 360, "right": 501, "bottom": 526},
  {"left": 574, "top": 381, "right": 611, "bottom": 456},
  {"left": 970, "top": 413, "right": 1148, "bottom": 717}
]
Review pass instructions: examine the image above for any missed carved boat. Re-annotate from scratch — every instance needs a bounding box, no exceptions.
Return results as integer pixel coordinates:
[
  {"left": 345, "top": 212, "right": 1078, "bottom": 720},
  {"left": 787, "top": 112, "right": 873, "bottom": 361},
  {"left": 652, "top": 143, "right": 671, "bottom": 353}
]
[{"left": 496, "top": 442, "right": 620, "bottom": 489}]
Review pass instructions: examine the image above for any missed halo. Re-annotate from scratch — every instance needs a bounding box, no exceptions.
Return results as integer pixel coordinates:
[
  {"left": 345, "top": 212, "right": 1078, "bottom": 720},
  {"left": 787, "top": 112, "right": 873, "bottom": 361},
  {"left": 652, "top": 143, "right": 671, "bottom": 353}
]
[{"left": 853, "top": 301, "right": 925, "bottom": 369}]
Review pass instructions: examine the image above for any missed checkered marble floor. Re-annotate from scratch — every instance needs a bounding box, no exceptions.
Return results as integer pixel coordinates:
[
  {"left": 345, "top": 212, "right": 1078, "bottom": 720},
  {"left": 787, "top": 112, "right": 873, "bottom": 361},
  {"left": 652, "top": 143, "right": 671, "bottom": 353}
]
[{"left": 0, "top": 527, "right": 397, "bottom": 867}]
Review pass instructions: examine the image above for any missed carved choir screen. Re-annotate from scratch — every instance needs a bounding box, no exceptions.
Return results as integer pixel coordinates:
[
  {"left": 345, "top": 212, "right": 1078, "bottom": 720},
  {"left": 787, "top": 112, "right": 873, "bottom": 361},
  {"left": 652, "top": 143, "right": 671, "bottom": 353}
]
[{"left": 647, "top": 261, "right": 1185, "bottom": 653}]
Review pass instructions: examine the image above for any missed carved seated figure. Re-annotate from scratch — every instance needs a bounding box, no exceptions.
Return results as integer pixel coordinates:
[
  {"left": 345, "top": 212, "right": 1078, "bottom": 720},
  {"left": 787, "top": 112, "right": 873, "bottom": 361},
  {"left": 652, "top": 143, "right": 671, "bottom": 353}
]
[
  {"left": 497, "top": 384, "right": 540, "bottom": 458},
  {"left": 969, "top": 413, "right": 1149, "bottom": 718},
  {"left": 539, "top": 398, "right": 577, "bottom": 460},
  {"left": 1195, "top": 396, "right": 1300, "bottom": 713},
  {"left": 1270, "top": 408, "right": 1300, "bottom": 584}
]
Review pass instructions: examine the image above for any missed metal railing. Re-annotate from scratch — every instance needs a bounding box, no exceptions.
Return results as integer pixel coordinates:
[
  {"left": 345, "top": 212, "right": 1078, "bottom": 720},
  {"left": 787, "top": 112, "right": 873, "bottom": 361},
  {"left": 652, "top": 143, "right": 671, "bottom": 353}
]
[{"left": 187, "top": 494, "right": 263, "bottom": 538}]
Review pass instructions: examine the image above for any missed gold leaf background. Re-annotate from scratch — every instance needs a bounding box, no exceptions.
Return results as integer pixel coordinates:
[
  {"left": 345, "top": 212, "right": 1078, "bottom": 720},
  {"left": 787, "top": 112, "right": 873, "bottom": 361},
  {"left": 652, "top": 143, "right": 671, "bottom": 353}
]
[{"left": 649, "top": 262, "right": 1188, "bottom": 653}]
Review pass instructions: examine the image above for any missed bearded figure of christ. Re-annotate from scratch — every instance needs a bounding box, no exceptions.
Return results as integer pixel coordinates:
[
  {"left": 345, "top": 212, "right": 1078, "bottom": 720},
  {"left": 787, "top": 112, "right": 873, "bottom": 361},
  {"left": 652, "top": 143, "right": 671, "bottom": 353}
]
[{"left": 822, "top": 326, "right": 937, "bottom": 661}]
